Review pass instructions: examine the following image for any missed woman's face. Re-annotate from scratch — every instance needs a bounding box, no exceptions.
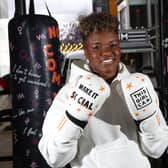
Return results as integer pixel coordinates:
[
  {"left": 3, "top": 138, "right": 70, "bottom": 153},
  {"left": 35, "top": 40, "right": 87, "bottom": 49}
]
[{"left": 84, "top": 31, "right": 121, "bottom": 81}]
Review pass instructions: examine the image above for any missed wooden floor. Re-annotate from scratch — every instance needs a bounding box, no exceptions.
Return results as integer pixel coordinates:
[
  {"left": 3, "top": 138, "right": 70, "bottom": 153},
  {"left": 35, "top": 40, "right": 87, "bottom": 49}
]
[{"left": 0, "top": 124, "right": 12, "bottom": 168}]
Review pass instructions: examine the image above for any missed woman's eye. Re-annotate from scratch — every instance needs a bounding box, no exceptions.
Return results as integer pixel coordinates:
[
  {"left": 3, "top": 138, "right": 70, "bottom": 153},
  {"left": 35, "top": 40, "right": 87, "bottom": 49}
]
[
  {"left": 110, "top": 43, "right": 117, "bottom": 48},
  {"left": 92, "top": 45, "right": 100, "bottom": 50}
]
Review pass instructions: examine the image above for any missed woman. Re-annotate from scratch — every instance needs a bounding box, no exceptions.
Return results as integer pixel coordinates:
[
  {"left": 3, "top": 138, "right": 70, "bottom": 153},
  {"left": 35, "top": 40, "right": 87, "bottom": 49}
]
[{"left": 38, "top": 12, "right": 168, "bottom": 168}]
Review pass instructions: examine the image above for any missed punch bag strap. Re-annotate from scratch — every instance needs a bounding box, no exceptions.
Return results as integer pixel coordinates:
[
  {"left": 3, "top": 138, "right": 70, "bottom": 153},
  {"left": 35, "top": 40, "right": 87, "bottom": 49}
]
[
  {"left": 14, "top": 0, "right": 26, "bottom": 17},
  {"left": 29, "top": 0, "right": 35, "bottom": 15},
  {"left": 29, "top": 0, "right": 51, "bottom": 16},
  {"left": 43, "top": 1, "right": 52, "bottom": 16}
]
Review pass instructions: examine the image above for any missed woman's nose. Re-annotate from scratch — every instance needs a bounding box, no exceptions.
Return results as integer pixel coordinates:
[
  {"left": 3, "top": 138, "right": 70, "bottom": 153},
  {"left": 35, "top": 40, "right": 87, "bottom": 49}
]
[{"left": 101, "top": 46, "right": 112, "bottom": 56}]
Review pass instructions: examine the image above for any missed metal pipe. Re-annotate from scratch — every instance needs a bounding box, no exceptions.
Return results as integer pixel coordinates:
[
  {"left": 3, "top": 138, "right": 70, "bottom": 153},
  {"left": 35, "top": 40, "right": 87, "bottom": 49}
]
[{"left": 146, "top": 0, "right": 152, "bottom": 27}]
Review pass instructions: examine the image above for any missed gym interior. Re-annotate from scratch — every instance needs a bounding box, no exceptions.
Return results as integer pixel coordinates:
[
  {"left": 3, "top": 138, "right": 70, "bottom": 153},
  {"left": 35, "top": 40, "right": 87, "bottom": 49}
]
[{"left": 0, "top": 0, "right": 167, "bottom": 168}]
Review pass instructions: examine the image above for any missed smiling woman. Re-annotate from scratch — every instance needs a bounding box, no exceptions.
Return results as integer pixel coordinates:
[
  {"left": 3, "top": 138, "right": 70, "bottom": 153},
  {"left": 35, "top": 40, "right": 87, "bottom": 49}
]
[{"left": 38, "top": 12, "right": 168, "bottom": 168}]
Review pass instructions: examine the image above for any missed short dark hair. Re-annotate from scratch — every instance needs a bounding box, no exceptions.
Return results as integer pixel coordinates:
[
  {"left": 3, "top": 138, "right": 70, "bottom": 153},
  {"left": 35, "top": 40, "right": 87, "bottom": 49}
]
[{"left": 79, "top": 12, "right": 119, "bottom": 42}]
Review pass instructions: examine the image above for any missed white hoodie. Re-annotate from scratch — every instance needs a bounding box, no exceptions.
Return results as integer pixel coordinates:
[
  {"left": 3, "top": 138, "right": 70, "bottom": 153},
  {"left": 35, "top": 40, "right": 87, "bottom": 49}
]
[{"left": 38, "top": 60, "right": 168, "bottom": 168}]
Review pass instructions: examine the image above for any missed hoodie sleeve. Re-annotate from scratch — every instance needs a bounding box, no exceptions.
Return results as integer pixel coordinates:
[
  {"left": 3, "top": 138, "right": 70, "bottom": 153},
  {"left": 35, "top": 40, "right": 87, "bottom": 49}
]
[
  {"left": 38, "top": 84, "right": 83, "bottom": 168},
  {"left": 138, "top": 107, "right": 168, "bottom": 158}
]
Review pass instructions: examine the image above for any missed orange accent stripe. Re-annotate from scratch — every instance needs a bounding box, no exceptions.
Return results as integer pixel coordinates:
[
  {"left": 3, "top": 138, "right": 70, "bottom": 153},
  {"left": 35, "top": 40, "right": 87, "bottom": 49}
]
[
  {"left": 57, "top": 116, "right": 67, "bottom": 130},
  {"left": 59, "top": 119, "right": 67, "bottom": 130},
  {"left": 156, "top": 114, "right": 160, "bottom": 126}
]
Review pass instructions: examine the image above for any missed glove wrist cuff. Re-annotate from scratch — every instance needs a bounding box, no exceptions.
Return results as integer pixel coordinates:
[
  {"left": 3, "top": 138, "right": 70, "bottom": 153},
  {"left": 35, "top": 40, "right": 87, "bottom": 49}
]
[
  {"left": 66, "top": 111, "right": 88, "bottom": 129},
  {"left": 135, "top": 111, "right": 156, "bottom": 132}
]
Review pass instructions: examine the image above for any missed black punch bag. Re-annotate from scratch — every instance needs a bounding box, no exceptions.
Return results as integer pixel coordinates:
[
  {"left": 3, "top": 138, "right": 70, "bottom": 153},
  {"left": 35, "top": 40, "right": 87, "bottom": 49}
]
[{"left": 8, "top": 0, "right": 62, "bottom": 167}]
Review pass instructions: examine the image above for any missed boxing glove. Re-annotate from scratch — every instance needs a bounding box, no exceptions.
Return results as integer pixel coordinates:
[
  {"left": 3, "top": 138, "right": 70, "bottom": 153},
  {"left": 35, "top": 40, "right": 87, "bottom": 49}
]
[
  {"left": 120, "top": 73, "right": 166, "bottom": 134},
  {"left": 66, "top": 73, "right": 111, "bottom": 121}
]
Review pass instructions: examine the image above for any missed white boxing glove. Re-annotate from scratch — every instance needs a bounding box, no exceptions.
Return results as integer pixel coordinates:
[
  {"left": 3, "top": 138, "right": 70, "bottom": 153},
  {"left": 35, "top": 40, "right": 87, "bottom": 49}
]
[
  {"left": 121, "top": 73, "right": 166, "bottom": 134},
  {"left": 66, "top": 74, "right": 111, "bottom": 121}
]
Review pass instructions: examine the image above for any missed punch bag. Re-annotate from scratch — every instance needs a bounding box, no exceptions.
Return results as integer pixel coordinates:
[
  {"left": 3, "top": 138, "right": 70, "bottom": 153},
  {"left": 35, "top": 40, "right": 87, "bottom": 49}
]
[{"left": 8, "top": 0, "right": 62, "bottom": 167}]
